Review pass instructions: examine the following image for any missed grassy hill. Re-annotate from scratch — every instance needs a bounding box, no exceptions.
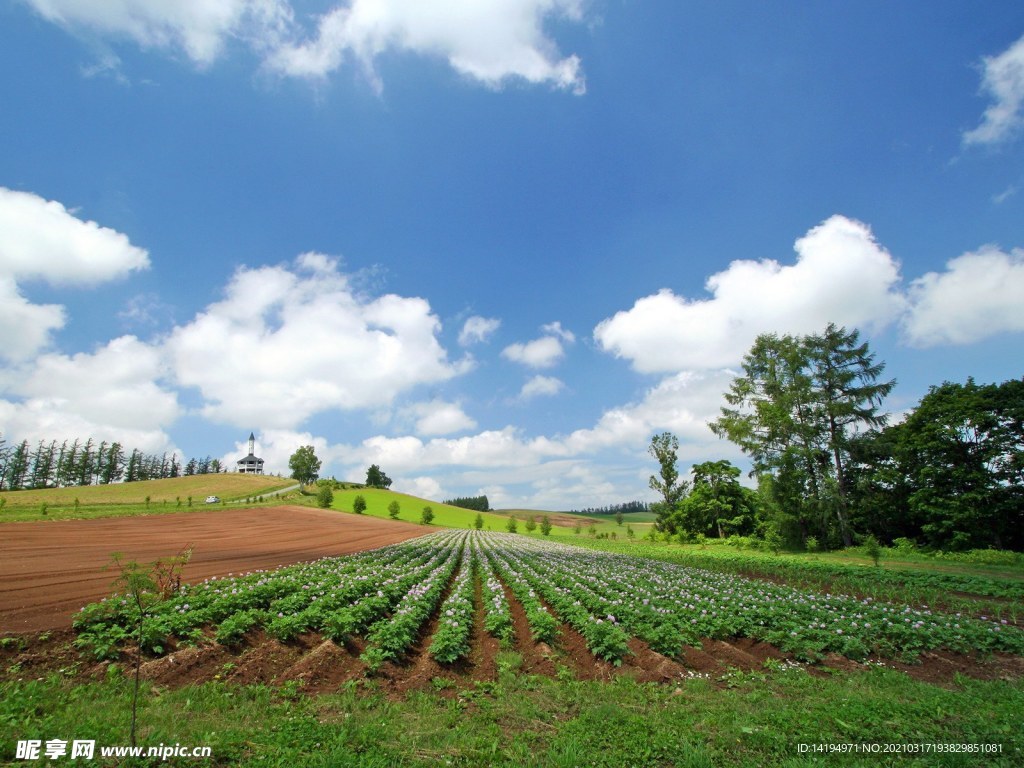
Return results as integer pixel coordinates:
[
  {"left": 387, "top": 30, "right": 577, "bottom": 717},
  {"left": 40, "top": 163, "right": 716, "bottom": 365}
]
[
  {"left": 0, "top": 474, "right": 298, "bottom": 522},
  {"left": 330, "top": 488, "right": 580, "bottom": 535}
]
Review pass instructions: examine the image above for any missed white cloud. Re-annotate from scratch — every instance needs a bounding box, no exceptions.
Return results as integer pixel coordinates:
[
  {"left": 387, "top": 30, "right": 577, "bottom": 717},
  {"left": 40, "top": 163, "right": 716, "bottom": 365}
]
[
  {"left": 404, "top": 475, "right": 444, "bottom": 501},
  {"left": 902, "top": 246, "right": 1024, "bottom": 346},
  {"left": 348, "top": 369, "right": 736, "bottom": 474},
  {"left": 0, "top": 187, "right": 150, "bottom": 361},
  {"left": 0, "top": 278, "right": 65, "bottom": 362},
  {"left": 594, "top": 215, "right": 906, "bottom": 372},
  {"left": 0, "top": 187, "right": 150, "bottom": 285},
  {"left": 267, "top": 0, "right": 586, "bottom": 93},
  {"left": 964, "top": 34, "right": 1024, "bottom": 146},
  {"left": 25, "top": 0, "right": 588, "bottom": 93},
  {"left": 502, "top": 321, "right": 575, "bottom": 368},
  {"left": 557, "top": 370, "right": 738, "bottom": 460},
  {"left": 23, "top": 0, "right": 291, "bottom": 66},
  {"left": 458, "top": 315, "right": 500, "bottom": 346},
  {"left": 407, "top": 399, "right": 477, "bottom": 436},
  {"left": 166, "top": 255, "right": 465, "bottom": 429},
  {"left": 0, "top": 335, "right": 179, "bottom": 454},
  {"left": 541, "top": 321, "right": 575, "bottom": 343},
  {"left": 518, "top": 374, "right": 564, "bottom": 400},
  {"left": 502, "top": 336, "right": 565, "bottom": 368}
]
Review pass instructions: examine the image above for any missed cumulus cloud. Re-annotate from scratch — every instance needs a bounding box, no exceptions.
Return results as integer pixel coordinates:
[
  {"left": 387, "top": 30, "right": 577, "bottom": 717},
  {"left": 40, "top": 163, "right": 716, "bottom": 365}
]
[
  {"left": 964, "top": 34, "right": 1024, "bottom": 146},
  {"left": 267, "top": 0, "right": 586, "bottom": 93},
  {"left": 24, "top": 0, "right": 588, "bottom": 92},
  {"left": 404, "top": 475, "right": 444, "bottom": 500},
  {"left": 166, "top": 255, "right": 465, "bottom": 429},
  {"left": 0, "top": 335, "right": 179, "bottom": 453},
  {"left": 349, "top": 369, "right": 735, "bottom": 473},
  {"left": 902, "top": 246, "right": 1024, "bottom": 346},
  {"left": 517, "top": 374, "right": 564, "bottom": 400},
  {"left": 0, "top": 279, "right": 65, "bottom": 362},
  {"left": 23, "top": 0, "right": 291, "bottom": 65},
  {"left": 458, "top": 315, "right": 500, "bottom": 346},
  {"left": 594, "top": 215, "right": 906, "bottom": 372},
  {"left": 0, "top": 187, "right": 150, "bottom": 361},
  {"left": 0, "top": 187, "right": 150, "bottom": 284},
  {"left": 502, "top": 321, "right": 575, "bottom": 368},
  {"left": 406, "top": 399, "right": 477, "bottom": 436},
  {"left": 330, "top": 367, "right": 742, "bottom": 508}
]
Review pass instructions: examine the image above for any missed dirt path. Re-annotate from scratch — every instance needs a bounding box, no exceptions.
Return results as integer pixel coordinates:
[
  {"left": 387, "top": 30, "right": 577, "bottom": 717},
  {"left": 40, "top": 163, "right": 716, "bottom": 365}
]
[{"left": 0, "top": 506, "right": 427, "bottom": 633}]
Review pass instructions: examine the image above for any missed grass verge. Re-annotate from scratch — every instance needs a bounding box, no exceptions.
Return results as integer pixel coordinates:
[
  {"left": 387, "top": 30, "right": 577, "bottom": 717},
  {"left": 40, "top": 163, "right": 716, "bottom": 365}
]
[{"left": 1, "top": 663, "right": 1020, "bottom": 766}]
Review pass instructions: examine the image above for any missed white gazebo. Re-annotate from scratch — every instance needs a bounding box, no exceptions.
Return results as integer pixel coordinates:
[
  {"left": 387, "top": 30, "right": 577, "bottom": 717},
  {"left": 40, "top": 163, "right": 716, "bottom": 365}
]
[{"left": 236, "top": 432, "right": 264, "bottom": 474}]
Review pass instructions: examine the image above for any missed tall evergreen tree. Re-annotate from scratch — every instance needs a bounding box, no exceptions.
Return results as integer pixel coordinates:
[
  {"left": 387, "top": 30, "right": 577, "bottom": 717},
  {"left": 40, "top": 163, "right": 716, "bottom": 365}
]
[
  {"left": 711, "top": 325, "right": 893, "bottom": 547},
  {"left": 0, "top": 434, "right": 9, "bottom": 490},
  {"left": 7, "top": 440, "right": 30, "bottom": 490},
  {"left": 77, "top": 438, "right": 96, "bottom": 486},
  {"left": 804, "top": 324, "right": 895, "bottom": 545}
]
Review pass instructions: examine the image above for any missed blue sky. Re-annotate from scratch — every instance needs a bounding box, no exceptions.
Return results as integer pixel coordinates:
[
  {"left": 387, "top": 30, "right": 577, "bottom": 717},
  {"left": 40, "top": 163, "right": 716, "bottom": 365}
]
[{"left": 1, "top": 1, "right": 1022, "bottom": 509}]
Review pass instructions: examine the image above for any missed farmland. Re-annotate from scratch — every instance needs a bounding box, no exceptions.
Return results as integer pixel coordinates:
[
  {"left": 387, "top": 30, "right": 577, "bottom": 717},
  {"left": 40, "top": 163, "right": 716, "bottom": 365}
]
[
  {"left": 3, "top": 510, "right": 1024, "bottom": 764},
  {"left": 68, "top": 531, "right": 1024, "bottom": 667},
  {"left": 0, "top": 475, "right": 299, "bottom": 522}
]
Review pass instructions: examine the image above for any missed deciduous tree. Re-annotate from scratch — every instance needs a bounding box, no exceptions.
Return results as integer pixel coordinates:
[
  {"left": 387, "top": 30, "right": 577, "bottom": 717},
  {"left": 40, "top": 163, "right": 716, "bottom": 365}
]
[
  {"left": 648, "top": 432, "right": 688, "bottom": 533},
  {"left": 289, "top": 445, "right": 322, "bottom": 486}
]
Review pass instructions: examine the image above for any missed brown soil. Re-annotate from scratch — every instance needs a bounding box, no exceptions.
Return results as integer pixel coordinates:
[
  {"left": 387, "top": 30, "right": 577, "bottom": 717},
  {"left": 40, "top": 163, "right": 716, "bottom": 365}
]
[{"left": 0, "top": 506, "right": 427, "bottom": 633}]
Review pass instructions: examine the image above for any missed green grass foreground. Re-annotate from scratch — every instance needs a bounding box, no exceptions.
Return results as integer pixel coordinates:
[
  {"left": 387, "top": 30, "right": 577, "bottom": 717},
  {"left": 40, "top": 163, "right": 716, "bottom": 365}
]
[{"left": 2, "top": 660, "right": 1020, "bottom": 767}]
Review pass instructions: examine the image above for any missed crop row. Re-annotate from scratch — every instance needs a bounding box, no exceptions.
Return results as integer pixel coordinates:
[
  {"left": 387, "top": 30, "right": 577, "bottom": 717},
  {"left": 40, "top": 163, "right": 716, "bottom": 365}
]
[
  {"left": 74, "top": 531, "right": 1024, "bottom": 669},
  {"left": 577, "top": 540, "right": 1024, "bottom": 608},
  {"left": 75, "top": 531, "right": 468, "bottom": 662}
]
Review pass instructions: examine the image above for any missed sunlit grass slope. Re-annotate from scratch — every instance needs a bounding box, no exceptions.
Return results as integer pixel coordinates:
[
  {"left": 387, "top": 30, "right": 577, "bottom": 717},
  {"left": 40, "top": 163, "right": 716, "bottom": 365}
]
[
  {"left": 330, "top": 488, "right": 578, "bottom": 535},
  {"left": 0, "top": 475, "right": 298, "bottom": 522}
]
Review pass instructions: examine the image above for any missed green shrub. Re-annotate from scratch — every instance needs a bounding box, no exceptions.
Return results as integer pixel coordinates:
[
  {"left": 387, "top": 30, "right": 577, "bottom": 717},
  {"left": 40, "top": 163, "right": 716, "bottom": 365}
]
[
  {"left": 352, "top": 495, "right": 367, "bottom": 514},
  {"left": 316, "top": 485, "right": 334, "bottom": 509},
  {"left": 420, "top": 506, "right": 434, "bottom": 525},
  {"left": 862, "top": 534, "right": 882, "bottom": 567}
]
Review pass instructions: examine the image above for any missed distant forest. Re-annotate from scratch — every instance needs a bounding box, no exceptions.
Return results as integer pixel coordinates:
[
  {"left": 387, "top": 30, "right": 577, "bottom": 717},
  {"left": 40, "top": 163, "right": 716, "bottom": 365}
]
[
  {"left": 566, "top": 501, "right": 650, "bottom": 516},
  {"left": 0, "top": 435, "right": 225, "bottom": 491},
  {"left": 443, "top": 494, "right": 490, "bottom": 512}
]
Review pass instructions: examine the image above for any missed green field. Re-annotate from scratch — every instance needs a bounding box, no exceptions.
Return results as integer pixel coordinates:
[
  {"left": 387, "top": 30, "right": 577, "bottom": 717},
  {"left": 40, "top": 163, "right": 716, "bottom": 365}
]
[
  {"left": 0, "top": 475, "right": 299, "bottom": 523},
  {"left": 330, "top": 488, "right": 581, "bottom": 535}
]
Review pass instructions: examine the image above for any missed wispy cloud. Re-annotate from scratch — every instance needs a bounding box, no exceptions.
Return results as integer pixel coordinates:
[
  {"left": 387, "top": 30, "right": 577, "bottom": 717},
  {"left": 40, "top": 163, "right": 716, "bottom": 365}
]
[{"left": 964, "top": 34, "right": 1024, "bottom": 146}]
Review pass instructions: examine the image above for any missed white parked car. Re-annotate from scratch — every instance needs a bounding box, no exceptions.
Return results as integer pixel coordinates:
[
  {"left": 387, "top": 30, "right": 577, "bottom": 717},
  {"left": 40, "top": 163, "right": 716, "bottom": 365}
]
[{"left": 205, "top": 495, "right": 221, "bottom": 504}]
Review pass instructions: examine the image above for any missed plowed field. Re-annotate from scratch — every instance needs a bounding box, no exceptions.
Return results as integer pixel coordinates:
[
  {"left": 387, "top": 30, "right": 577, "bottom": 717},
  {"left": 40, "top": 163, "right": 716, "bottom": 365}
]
[{"left": 0, "top": 506, "right": 427, "bottom": 633}]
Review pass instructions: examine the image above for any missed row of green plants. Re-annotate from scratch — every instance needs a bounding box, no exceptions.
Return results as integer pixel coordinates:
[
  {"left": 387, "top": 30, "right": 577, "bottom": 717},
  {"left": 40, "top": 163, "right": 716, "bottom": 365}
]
[
  {"left": 483, "top": 537, "right": 630, "bottom": 663},
  {"left": 473, "top": 536, "right": 514, "bottom": 644},
  {"left": 72, "top": 531, "right": 1024, "bottom": 674},
  {"left": 426, "top": 543, "right": 476, "bottom": 664},
  {"left": 571, "top": 536, "right": 1024, "bottom": 618},
  {"left": 74, "top": 533, "right": 459, "bottom": 660},
  {"left": 476, "top": 534, "right": 1024, "bottom": 664}
]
